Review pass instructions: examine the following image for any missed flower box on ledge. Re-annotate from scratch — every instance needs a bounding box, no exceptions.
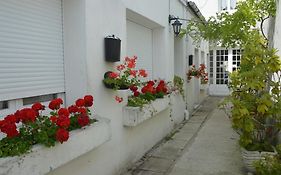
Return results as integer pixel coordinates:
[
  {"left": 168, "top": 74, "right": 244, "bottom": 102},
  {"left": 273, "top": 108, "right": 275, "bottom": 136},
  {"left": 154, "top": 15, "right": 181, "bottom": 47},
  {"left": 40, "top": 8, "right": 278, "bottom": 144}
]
[
  {"left": 0, "top": 116, "right": 111, "bottom": 175},
  {"left": 200, "top": 84, "right": 208, "bottom": 90},
  {"left": 123, "top": 96, "right": 170, "bottom": 127}
]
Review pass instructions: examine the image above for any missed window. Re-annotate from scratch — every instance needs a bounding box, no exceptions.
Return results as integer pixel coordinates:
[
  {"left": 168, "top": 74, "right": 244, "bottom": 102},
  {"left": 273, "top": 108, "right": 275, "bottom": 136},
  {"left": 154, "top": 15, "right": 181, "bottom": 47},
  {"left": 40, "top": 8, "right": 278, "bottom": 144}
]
[
  {"left": 209, "top": 51, "right": 214, "bottom": 84},
  {"left": 215, "top": 50, "right": 228, "bottom": 85},
  {"left": 219, "top": 0, "right": 237, "bottom": 11},
  {"left": 230, "top": 0, "right": 237, "bottom": 10},
  {"left": 232, "top": 49, "right": 241, "bottom": 72},
  {"left": 219, "top": 0, "right": 227, "bottom": 11},
  {"left": 0, "top": 101, "right": 8, "bottom": 110},
  {"left": 23, "top": 94, "right": 57, "bottom": 106}
]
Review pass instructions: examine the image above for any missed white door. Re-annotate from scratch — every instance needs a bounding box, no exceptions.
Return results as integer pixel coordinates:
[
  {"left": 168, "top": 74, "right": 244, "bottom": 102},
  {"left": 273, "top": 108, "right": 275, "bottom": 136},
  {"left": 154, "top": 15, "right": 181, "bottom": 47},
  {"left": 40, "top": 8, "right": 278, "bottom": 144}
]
[
  {"left": 126, "top": 20, "right": 153, "bottom": 79},
  {"left": 209, "top": 49, "right": 241, "bottom": 96}
]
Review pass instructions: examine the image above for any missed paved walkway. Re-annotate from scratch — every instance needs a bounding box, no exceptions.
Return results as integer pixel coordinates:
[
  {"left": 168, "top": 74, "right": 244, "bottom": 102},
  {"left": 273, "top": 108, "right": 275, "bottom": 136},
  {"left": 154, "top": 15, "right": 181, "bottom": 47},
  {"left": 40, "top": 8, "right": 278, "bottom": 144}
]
[{"left": 125, "top": 96, "right": 246, "bottom": 175}]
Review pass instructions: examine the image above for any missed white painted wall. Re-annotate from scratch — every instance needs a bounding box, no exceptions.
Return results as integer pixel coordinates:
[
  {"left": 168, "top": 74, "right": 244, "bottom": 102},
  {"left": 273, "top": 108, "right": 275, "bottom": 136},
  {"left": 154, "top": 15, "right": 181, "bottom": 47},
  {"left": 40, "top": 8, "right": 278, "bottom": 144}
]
[
  {"left": 274, "top": 0, "right": 281, "bottom": 55},
  {"left": 11, "top": 0, "right": 209, "bottom": 175},
  {"left": 193, "top": 0, "right": 219, "bottom": 18},
  {"left": 47, "top": 1, "right": 190, "bottom": 175}
]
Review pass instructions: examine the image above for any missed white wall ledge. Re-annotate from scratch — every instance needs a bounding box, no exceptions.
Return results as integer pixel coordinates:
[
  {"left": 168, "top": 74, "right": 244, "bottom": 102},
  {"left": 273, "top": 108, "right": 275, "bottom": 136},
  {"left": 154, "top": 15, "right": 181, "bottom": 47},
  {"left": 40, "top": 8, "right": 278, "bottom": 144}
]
[
  {"left": 0, "top": 116, "right": 111, "bottom": 175},
  {"left": 123, "top": 96, "right": 170, "bottom": 127}
]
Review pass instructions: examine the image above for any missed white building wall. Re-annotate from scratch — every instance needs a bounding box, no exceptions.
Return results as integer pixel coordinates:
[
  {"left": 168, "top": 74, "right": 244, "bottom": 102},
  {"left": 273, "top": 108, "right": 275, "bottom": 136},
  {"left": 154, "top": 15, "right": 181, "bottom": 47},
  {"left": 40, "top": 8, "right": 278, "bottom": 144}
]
[
  {"left": 274, "top": 0, "right": 281, "bottom": 55},
  {"left": 0, "top": 0, "right": 208, "bottom": 175},
  {"left": 46, "top": 0, "right": 208, "bottom": 175}
]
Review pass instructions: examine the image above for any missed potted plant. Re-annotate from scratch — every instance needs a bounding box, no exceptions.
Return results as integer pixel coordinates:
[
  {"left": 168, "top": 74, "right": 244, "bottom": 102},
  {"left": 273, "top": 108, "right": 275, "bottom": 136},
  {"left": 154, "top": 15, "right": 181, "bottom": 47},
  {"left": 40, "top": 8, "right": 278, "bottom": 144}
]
[
  {"left": 254, "top": 144, "right": 281, "bottom": 175},
  {"left": 103, "top": 56, "right": 147, "bottom": 90}
]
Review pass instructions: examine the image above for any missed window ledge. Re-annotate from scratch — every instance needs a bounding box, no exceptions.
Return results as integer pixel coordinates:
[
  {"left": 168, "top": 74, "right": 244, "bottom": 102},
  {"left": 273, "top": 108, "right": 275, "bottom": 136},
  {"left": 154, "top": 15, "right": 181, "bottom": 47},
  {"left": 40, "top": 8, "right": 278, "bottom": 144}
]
[
  {"left": 123, "top": 96, "right": 170, "bottom": 127},
  {"left": 0, "top": 116, "right": 111, "bottom": 175}
]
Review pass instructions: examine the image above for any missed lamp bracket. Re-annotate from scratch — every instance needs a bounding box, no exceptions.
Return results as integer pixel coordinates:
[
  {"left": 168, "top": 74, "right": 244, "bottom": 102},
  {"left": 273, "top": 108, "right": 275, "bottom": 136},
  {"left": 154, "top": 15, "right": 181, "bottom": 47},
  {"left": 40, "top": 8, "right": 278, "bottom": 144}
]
[{"left": 169, "top": 14, "right": 190, "bottom": 23}]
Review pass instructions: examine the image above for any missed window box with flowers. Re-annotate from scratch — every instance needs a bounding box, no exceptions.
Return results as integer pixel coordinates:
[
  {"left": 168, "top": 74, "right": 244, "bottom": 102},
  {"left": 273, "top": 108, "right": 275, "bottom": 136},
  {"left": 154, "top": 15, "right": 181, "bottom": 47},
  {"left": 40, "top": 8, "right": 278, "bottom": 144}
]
[
  {"left": 187, "top": 64, "right": 208, "bottom": 90},
  {"left": 103, "top": 56, "right": 148, "bottom": 90},
  {"left": 122, "top": 80, "right": 171, "bottom": 127},
  {"left": 187, "top": 64, "right": 208, "bottom": 83},
  {"left": 0, "top": 95, "right": 111, "bottom": 175}
]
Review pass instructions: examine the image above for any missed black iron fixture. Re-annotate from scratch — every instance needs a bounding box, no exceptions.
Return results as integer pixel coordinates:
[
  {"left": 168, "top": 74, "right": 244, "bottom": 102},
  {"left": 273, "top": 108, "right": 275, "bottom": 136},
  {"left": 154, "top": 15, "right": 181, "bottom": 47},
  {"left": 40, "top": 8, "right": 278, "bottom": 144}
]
[
  {"left": 104, "top": 35, "right": 121, "bottom": 62},
  {"left": 169, "top": 15, "right": 189, "bottom": 36}
]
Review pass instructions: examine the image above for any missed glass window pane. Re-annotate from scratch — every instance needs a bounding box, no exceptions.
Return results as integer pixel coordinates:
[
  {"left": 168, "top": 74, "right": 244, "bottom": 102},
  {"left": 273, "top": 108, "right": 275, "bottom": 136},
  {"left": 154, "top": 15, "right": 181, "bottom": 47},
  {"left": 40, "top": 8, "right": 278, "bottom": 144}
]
[
  {"left": 230, "top": 0, "right": 237, "bottom": 10},
  {"left": 0, "top": 101, "right": 8, "bottom": 110},
  {"left": 23, "top": 94, "right": 57, "bottom": 105}
]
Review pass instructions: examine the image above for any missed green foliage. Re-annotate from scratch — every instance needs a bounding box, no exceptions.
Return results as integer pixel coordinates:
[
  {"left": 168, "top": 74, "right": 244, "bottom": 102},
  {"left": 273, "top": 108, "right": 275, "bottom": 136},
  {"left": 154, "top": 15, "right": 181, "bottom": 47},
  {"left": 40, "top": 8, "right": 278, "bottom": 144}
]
[
  {"left": 127, "top": 96, "right": 149, "bottom": 107},
  {"left": 185, "top": 0, "right": 276, "bottom": 47},
  {"left": 173, "top": 75, "right": 185, "bottom": 99},
  {"left": 127, "top": 93, "right": 158, "bottom": 108},
  {"left": 254, "top": 145, "right": 281, "bottom": 175},
  {"left": 186, "top": 0, "right": 280, "bottom": 151}
]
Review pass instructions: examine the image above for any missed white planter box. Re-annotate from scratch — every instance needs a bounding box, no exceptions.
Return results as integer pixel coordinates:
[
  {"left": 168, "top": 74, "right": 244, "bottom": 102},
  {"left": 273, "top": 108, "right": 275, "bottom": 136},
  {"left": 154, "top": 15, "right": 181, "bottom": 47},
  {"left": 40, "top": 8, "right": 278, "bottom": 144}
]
[
  {"left": 123, "top": 96, "right": 170, "bottom": 127},
  {"left": 241, "top": 147, "right": 277, "bottom": 173},
  {"left": 200, "top": 84, "right": 208, "bottom": 90},
  {"left": 0, "top": 116, "right": 111, "bottom": 175}
]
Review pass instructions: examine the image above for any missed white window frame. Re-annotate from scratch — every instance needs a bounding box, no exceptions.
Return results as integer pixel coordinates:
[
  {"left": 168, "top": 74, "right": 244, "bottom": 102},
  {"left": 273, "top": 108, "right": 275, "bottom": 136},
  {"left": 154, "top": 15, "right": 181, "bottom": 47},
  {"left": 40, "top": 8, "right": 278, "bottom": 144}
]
[{"left": 0, "top": 93, "right": 65, "bottom": 119}]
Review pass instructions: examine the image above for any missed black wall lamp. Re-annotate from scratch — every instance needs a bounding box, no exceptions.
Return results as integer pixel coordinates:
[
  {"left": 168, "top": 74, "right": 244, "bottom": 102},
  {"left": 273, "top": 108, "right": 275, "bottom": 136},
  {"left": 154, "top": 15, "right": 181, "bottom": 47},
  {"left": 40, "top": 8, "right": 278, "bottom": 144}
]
[{"left": 169, "top": 15, "right": 189, "bottom": 36}]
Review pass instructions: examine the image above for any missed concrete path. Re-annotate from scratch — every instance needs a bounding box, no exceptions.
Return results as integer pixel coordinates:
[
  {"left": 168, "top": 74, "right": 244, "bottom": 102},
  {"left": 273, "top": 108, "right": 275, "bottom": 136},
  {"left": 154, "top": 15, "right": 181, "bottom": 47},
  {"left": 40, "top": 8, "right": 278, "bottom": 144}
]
[{"left": 125, "top": 96, "right": 246, "bottom": 175}]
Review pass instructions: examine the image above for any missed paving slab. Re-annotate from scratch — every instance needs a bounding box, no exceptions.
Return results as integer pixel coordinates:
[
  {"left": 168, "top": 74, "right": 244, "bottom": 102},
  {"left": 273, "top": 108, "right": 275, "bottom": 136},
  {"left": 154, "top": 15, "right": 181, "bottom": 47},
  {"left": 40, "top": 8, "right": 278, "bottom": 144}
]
[{"left": 138, "top": 157, "right": 175, "bottom": 173}]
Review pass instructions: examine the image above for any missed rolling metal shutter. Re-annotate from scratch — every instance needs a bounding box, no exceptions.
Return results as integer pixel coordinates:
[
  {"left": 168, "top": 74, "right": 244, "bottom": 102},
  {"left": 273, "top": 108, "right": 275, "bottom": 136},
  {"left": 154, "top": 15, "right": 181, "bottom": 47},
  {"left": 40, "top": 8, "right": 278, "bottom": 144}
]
[{"left": 0, "top": 0, "right": 64, "bottom": 101}]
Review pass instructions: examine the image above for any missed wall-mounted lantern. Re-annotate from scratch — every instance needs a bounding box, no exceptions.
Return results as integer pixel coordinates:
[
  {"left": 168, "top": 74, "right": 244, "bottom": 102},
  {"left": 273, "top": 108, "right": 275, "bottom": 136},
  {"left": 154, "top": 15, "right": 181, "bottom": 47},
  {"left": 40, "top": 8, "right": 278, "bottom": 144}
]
[
  {"left": 169, "top": 15, "right": 182, "bottom": 36},
  {"left": 105, "top": 35, "right": 121, "bottom": 62},
  {"left": 169, "top": 15, "right": 190, "bottom": 36}
]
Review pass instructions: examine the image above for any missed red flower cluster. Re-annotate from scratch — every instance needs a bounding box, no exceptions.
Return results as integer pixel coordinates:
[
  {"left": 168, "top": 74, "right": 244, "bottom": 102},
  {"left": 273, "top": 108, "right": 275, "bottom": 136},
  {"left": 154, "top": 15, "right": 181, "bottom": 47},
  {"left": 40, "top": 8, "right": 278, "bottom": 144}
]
[
  {"left": 104, "top": 56, "right": 148, "bottom": 90},
  {"left": 187, "top": 64, "right": 208, "bottom": 83},
  {"left": 129, "top": 80, "right": 169, "bottom": 98},
  {"left": 0, "top": 95, "right": 94, "bottom": 145},
  {"left": 140, "top": 80, "right": 168, "bottom": 95},
  {"left": 49, "top": 98, "right": 63, "bottom": 110},
  {"left": 0, "top": 105, "right": 45, "bottom": 138},
  {"left": 115, "top": 96, "right": 123, "bottom": 103}
]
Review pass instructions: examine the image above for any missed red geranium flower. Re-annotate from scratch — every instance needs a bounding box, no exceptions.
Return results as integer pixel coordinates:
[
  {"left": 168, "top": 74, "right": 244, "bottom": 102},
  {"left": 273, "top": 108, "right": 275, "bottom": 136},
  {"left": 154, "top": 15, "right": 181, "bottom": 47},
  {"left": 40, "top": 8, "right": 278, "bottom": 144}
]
[
  {"left": 4, "top": 114, "right": 17, "bottom": 124},
  {"left": 32, "top": 102, "right": 45, "bottom": 111},
  {"left": 134, "top": 91, "right": 140, "bottom": 97},
  {"left": 117, "top": 64, "right": 125, "bottom": 71},
  {"left": 0, "top": 121, "right": 19, "bottom": 138},
  {"left": 115, "top": 96, "right": 123, "bottom": 103},
  {"left": 84, "top": 95, "right": 94, "bottom": 107},
  {"left": 75, "top": 99, "right": 85, "bottom": 107},
  {"left": 56, "top": 128, "right": 69, "bottom": 143},
  {"left": 78, "top": 107, "right": 87, "bottom": 115},
  {"left": 108, "top": 72, "right": 119, "bottom": 79},
  {"left": 139, "top": 69, "right": 148, "bottom": 77},
  {"left": 49, "top": 98, "right": 63, "bottom": 110},
  {"left": 68, "top": 105, "right": 79, "bottom": 113},
  {"left": 129, "top": 70, "right": 137, "bottom": 77},
  {"left": 77, "top": 114, "right": 90, "bottom": 127},
  {"left": 56, "top": 115, "right": 70, "bottom": 128},
  {"left": 18, "top": 108, "right": 37, "bottom": 123},
  {"left": 129, "top": 85, "right": 138, "bottom": 92},
  {"left": 50, "top": 116, "right": 57, "bottom": 123},
  {"left": 58, "top": 108, "right": 69, "bottom": 117}
]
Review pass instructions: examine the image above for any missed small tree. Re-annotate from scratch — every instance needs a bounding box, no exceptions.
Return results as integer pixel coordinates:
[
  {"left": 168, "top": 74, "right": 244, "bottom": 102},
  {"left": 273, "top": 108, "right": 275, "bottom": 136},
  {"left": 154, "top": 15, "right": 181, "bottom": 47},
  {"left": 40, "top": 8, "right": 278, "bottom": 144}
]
[{"left": 182, "top": 0, "right": 281, "bottom": 151}]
